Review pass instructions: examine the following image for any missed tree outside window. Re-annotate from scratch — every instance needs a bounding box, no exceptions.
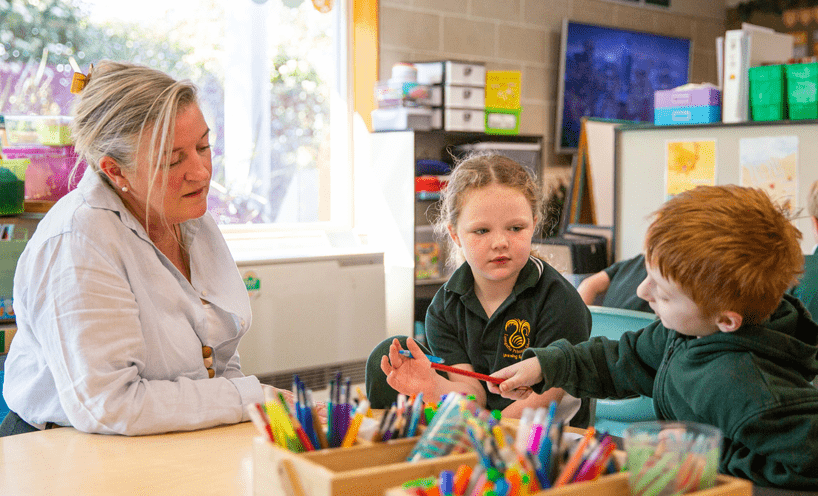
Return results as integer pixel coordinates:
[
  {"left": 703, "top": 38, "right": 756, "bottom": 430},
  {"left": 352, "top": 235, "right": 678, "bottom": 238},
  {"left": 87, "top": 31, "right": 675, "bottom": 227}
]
[{"left": 0, "top": 0, "right": 341, "bottom": 226}]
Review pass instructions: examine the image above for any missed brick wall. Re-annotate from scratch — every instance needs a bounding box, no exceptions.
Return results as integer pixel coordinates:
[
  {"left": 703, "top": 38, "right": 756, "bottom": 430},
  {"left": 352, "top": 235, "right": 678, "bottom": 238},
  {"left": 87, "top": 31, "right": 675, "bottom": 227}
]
[{"left": 379, "top": 0, "right": 727, "bottom": 172}]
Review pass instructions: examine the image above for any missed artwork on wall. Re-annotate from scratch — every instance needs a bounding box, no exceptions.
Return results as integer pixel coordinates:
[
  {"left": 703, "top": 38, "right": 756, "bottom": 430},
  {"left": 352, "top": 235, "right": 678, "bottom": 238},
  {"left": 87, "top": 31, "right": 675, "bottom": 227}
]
[
  {"left": 664, "top": 139, "right": 717, "bottom": 200},
  {"left": 739, "top": 135, "right": 799, "bottom": 216}
]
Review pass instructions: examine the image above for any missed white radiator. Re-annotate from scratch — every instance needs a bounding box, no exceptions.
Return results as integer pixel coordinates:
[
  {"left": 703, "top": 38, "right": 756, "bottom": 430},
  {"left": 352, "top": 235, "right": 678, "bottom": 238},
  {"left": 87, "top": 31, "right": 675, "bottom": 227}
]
[{"left": 233, "top": 249, "right": 386, "bottom": 389}]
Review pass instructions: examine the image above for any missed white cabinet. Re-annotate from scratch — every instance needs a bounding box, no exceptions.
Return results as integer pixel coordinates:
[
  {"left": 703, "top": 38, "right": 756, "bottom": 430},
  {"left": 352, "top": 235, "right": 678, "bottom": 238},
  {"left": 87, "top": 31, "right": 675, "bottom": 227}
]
[{"left": 235, "top": 251, "right": 386, "bottom": 378}]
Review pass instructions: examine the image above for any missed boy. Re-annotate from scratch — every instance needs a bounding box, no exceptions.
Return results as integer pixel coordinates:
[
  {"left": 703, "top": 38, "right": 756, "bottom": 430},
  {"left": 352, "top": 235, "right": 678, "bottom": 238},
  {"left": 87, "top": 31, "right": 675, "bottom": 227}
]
[
  {"left": 576, "top": 253, "right": 653, "bottom": 313},
  {"left": 488, "top": 185, "right": 818, "bottom": 489}
]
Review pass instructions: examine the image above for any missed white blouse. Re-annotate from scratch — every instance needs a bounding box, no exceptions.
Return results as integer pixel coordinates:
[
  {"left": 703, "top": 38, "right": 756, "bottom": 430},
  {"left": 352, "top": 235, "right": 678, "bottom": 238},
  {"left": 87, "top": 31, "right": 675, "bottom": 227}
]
[{"left": 3, "top": 170, "right": 262, "bottom": 435}]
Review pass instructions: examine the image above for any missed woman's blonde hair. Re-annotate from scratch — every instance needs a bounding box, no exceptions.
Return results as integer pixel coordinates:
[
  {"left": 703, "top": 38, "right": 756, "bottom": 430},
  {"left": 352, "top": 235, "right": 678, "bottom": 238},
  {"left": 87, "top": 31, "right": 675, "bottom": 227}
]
[
  {"left": 70, "top": 61, "right": 198, "bottom": 228},
  {"left": 433, "top": 153, "right": 542, "bottom": 268}
]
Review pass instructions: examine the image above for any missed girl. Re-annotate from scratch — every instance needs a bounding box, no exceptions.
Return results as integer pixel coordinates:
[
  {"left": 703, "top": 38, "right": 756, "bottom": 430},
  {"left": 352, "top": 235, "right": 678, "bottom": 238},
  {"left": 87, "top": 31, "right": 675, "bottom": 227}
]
[{"left": 375, "top": 153, "right": 591, "bottom": 421}]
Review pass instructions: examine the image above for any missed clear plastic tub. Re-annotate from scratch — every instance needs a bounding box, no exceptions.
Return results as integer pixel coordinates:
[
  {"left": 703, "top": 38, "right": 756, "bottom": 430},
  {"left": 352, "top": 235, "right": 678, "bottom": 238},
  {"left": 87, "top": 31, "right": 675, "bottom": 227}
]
[
  {"left": 1, "top": 145, "right": 85, "bottom": 201},
  {"left": 0, "top": 159, "right": 28, "bottom": 215},
  {"left": 4, "top": 115, "right": 73, "bottom": 146}
]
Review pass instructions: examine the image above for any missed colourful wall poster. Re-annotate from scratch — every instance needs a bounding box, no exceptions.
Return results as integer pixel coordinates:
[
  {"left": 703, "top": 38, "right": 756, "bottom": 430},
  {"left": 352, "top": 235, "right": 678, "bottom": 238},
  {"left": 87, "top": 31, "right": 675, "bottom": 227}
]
[
  {"left": 739, "top": 136, "right": 798, "bottom": 216},
  {"left": 665, "top": 140, "right": 717, "bottom": 199}
]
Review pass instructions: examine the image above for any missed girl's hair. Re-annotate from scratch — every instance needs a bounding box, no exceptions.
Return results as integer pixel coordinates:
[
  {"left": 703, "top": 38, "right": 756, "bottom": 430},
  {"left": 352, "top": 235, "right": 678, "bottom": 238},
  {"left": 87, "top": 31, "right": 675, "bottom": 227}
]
[
  {"left": 433, "top": 153, "right": 542, "bottom": 268},
  {"left": 645, "top": 185, "right": 803, "bottom": 325},
  {"left": 70, "top": 60, "right": 199, "bottom": 227}
]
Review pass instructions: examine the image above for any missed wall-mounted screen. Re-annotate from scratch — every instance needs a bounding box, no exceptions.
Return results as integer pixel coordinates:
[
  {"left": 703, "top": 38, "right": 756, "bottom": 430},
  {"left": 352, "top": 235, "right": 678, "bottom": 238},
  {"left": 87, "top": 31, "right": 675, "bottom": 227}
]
[{"left": 554, "top": 19, "right": 692, "bottom": 154}]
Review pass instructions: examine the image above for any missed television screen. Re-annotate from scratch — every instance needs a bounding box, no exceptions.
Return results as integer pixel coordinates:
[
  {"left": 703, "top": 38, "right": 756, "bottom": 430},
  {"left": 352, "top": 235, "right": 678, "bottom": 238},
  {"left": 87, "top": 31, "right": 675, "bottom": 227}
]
[{"left": 555, "top": 19, "right": 692, "bottom": 154}]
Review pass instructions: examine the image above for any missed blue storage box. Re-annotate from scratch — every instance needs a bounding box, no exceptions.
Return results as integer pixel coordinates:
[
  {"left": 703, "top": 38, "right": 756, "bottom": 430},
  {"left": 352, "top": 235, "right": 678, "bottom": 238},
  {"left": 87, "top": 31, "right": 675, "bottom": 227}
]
[
  {"left": 654, "top": 85, "right": 721, "bottom": 125},
  {"left": 654, "top": 105, "right": 721, "bottom": 125}
]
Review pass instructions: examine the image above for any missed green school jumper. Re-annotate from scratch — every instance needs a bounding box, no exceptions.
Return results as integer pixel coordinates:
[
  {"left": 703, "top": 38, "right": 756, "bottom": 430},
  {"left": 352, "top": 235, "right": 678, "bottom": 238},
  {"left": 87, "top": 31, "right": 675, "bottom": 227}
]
[
  {"left": 602, "top": 254, "right": 653, "bottom": 313},
  {"left": 426, "top": 256, "right": 592, "bottom": 423},
  {"left": 789, "top": 246, "right": 818, "bottom": 323}
]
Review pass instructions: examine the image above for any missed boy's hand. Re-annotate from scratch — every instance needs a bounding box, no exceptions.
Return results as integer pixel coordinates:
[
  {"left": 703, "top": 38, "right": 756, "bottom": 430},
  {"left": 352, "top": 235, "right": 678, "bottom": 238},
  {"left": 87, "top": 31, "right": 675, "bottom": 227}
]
[
  {"left": 487, "top": 357, "right": 544, "bottom": 400},
  {"left": 379, "top": 337, "right": 438, "bottom": 397}
]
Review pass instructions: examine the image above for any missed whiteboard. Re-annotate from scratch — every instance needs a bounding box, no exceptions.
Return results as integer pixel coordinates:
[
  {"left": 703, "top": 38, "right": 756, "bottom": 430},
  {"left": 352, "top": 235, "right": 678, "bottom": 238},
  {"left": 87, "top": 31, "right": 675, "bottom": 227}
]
[
  {"left": 584, "top": 118, "right": 631, "bottom": 227},
  {"left": 614, "top": 121, "right": 818, "bottom": 261}
]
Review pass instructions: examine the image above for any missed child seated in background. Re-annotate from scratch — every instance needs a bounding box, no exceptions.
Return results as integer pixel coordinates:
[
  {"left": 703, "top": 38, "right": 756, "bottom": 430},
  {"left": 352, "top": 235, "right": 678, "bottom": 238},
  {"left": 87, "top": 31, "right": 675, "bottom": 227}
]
[
  {"left": 787, "top": 179, "right": 818, "bottom": 321},
  {"left": 488, "top": 185, "right": 818, "bottom": 489},
  {"left": 576, "top": 253, "right": 653, "bottom": 313}
]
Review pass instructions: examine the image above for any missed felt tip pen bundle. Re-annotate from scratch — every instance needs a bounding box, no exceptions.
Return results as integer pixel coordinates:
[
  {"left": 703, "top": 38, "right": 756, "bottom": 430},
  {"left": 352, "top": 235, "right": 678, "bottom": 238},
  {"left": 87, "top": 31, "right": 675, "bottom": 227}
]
[
  {"left": 249, "top": 374, "right": 378, "bottom": 453},
  {"left": 400, "top": 399, "right": 619, "bottom": 495},
  {"left": 398, "top": 350, "right": 504, "bottom": 385}
]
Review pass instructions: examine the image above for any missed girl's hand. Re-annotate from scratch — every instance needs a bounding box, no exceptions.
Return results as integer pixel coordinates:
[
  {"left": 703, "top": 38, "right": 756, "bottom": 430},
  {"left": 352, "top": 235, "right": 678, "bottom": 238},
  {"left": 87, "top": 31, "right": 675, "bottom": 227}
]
[
  {"left": 379, "top": 337, "right": 438, "bottom": 397},
  {"left": 486, "top": 357, "right": 544, "bottom": 400}
]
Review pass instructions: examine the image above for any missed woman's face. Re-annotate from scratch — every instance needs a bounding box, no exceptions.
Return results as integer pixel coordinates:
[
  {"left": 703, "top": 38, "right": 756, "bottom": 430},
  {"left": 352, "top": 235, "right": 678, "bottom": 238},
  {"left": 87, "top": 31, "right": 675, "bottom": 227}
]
[{"left": 124, "top": 103, "right": 212, "bottom": 226}]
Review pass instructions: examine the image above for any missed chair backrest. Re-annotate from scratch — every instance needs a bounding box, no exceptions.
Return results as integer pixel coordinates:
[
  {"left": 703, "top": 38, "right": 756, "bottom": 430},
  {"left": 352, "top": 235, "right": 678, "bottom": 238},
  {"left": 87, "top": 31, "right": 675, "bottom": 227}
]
[{"left": 588, "top": 305, "right": 659, "bottom": 437}]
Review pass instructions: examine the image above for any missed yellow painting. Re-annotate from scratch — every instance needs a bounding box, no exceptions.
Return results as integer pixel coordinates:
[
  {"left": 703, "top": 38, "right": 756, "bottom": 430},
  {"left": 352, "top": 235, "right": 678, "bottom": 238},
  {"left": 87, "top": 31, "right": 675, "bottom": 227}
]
[
  {"left": 665, "top": 140, "right": 717, "bottom": 199},
  {"left": 739, "top": 136, "right": 798, "bottom": 216}
]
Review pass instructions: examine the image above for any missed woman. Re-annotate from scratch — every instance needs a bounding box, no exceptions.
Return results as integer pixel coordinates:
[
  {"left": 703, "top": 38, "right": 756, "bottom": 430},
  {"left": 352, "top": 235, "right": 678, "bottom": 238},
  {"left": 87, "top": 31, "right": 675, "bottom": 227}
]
[{"left": 1, "top": 61, "right": 290, "bottom": 436}]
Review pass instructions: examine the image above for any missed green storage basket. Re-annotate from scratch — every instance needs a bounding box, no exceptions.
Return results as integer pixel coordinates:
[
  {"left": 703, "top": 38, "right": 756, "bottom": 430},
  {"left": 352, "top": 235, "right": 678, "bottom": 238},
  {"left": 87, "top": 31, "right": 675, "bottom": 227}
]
[
  {"left": 749, "top": 65, "right": 786, "bottom": 121},
  {"left": 786, "top": 62, "right": 818, "bottom": 120}
]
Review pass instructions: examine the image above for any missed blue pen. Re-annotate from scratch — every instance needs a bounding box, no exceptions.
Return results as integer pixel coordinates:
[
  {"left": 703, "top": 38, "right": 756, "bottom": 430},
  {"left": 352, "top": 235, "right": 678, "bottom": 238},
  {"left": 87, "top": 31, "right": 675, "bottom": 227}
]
[
  {"left": 537, "top": 401, "right": 558, "bottom": 469},
  {"left": 398, "top": 349, "right": 445, "bottom": 364},
  {"left": 406, "top": 392, "right": 424, "bottom": 437}
]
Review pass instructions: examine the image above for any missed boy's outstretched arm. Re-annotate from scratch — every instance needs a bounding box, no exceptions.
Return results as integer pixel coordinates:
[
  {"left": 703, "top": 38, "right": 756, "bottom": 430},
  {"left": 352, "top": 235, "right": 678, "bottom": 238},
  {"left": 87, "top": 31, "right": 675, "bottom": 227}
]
[{"left": 487, "top": 357, "right": 545, "bottom": 400}]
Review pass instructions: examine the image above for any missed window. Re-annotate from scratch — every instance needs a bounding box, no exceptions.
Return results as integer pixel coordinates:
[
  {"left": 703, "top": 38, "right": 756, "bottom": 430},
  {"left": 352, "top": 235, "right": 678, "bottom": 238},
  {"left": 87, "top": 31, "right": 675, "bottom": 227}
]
[{"left": 0, "top": 0, "right": 352, "bottom": 230}]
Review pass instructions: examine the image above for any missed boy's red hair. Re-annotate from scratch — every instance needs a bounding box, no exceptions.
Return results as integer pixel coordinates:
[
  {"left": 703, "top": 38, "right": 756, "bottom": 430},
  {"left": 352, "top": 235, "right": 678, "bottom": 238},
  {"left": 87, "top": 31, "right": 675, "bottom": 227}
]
[{"left": 645, "top": 185, "right": 803, "bottom": 325}]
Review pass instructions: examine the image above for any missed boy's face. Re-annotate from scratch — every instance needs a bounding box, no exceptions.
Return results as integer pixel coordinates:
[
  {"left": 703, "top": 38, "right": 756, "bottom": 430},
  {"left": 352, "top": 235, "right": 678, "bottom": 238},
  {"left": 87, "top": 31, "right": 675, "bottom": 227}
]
[{"left": 636, "top": 261, "right": 721, "bottom": 337}]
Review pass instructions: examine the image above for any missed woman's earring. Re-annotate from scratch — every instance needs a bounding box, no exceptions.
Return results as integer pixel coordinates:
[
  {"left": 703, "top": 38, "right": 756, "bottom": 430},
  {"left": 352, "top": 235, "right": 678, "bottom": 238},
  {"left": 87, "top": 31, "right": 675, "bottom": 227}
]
[{"left": 121, "top": 186, "right": 129, "bottom": 193}]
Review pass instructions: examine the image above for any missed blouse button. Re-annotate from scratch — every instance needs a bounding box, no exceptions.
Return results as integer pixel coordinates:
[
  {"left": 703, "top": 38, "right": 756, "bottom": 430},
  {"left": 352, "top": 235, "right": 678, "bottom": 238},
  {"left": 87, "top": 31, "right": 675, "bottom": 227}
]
[
  {"left": 202, "top": 290, "right": 208, "bottom": 297},
  {"left": 240, "top": 319, "right": 246, "bottom": 327}
]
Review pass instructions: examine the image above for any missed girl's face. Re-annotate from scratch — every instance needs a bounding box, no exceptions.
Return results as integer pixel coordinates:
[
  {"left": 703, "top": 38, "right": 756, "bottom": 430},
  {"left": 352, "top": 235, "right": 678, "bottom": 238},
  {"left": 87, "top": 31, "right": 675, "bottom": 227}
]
[
  {"left": 124, "top": 104, "right": 212, "bottom": 227},
  {"left": 448, "top": 183, "right": 536, "bottom": 288}
]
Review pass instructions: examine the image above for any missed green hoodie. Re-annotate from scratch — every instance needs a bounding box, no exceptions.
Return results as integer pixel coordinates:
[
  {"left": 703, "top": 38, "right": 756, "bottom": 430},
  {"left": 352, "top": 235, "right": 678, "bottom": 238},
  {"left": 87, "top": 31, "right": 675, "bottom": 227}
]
[{"left": 524, "top": 294, "right": 818, "bottom": 489}]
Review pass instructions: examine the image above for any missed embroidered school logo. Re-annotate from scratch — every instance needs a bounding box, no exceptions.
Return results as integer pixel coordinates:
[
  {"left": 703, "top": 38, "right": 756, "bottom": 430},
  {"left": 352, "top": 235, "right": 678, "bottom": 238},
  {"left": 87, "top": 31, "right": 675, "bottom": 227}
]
[{"left": 503, "top": 318, "right": 530, "bottom": 357}]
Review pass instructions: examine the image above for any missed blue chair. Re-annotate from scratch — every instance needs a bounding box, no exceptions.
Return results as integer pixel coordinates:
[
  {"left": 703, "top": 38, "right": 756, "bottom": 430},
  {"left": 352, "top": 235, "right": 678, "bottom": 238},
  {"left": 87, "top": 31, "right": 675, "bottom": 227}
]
[{"left": 588, "top": 305, "right": 659, "bottom": 437}]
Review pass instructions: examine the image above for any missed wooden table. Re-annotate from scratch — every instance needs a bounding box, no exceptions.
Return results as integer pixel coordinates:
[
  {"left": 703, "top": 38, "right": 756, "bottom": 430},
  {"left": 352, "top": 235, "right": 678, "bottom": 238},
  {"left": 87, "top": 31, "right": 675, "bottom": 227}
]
[{"left": 0, "top": 422, "right": 257, "bottom": 496}]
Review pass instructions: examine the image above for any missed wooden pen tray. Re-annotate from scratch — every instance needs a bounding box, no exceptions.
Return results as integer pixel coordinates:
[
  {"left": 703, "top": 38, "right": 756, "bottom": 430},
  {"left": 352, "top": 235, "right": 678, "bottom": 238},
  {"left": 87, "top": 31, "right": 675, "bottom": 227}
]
[
  {"left": 252, "top": 436, "right": 479, "bottom": 496},
  {"left": 384, "top": 472, "right": 752, "bottom": 496}
]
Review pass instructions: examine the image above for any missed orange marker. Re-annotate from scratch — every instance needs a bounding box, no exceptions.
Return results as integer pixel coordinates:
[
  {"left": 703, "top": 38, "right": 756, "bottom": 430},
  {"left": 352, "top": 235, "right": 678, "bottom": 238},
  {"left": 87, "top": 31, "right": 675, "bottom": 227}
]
[
  {"left": 554, "top": 427, "right": 596, "bottom": 486},
  {"left": 341, "top": 400, "right": 370, "bottom": 447},
  {"left": 452, "top": 464, "right": 473, "bottom": 495}
]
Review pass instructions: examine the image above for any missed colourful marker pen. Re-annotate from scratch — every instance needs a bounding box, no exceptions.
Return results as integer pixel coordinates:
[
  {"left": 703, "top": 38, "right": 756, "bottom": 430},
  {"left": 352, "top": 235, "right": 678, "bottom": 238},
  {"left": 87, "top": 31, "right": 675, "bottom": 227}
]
[{"left": 398, "top": 349, "right": 446, "bottom": 363}]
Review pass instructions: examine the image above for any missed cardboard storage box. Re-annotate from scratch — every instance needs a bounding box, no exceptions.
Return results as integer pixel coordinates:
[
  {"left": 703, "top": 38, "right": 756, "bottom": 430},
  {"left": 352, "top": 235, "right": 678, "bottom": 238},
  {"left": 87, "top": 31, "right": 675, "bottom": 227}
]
[
  {"left": 414, "top": 61, "right": 486, "bottom": 87},
  {"left": 372, "top": 107, "right": 433, "bottom": 132},
  {"left": 384, "top": 472, "right": 752, "bottom": 496},
  {"left": 253, "top": 436, "right": 478, "bottom": 496},
  {"left": 485, "top": 71, "right": 521, "bottom": 110}
]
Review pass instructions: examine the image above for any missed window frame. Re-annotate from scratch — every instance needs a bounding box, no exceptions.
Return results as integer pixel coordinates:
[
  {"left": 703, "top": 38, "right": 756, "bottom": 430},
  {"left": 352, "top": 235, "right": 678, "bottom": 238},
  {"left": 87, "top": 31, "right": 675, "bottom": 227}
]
[{"left": 219, "top": 0, "right": 358, "bottom": 243}]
